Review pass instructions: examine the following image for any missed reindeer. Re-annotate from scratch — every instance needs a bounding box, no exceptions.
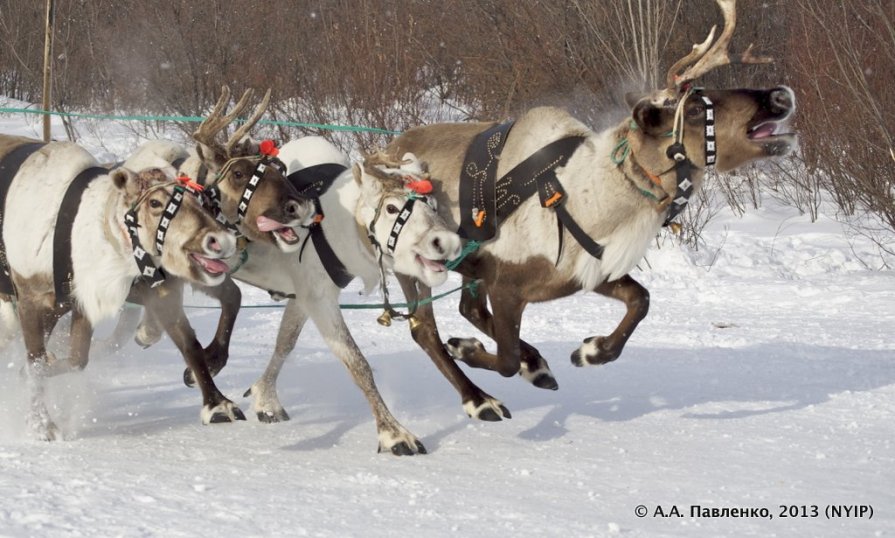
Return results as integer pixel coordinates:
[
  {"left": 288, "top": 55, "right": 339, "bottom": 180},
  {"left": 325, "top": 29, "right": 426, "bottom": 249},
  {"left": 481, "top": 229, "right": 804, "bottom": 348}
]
[
  {"left": 0, "top": 135, "right": 238, "bottom": 440},
  {"left": 126, "top": 88, "right": 316, "bottom": 396},
  {"left": 381, "top": 0, "right": 798, "bottom": 420},
  {"left": 130, "top": 95, "right": 462, "bottom": 454}
]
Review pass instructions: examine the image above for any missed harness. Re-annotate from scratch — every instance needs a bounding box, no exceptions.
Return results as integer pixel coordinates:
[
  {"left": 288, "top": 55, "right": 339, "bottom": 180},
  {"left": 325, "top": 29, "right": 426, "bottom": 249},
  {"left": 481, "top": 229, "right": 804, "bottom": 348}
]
[
  {"left": 287, "top": 163, "right": 354, "bottom": 289},
  {"left": 661, "top": 89, "right": 716, "bottom": 225},
  {"left": 52, "top": 166, "right": 107, "bottom": 305},
  {"left": 0, "top": 142, "right": 46, "bottom": 296},
  {"left": 366, "top": 191, "right": 438, "bottom": 326},
  {"left": 124, "top": 181, "right": 199, "bottom": 289},
  {"left": 458, "top": 124, "right": 597, "bottom": 264}
]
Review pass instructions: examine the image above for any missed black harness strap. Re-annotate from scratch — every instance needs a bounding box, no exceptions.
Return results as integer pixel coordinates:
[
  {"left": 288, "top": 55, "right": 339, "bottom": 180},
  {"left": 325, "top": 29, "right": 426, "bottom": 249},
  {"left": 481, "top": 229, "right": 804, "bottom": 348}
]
[
  {"left": 458, "top": 132, "right": 600, "bottom": 264},
  {"left": 458, "top": 121, "right": 514, "bottom": 240},
  {"left": 0, "top": 142, "right": 47, "bottom": 296},
  {"left": 523, "top": 136, "right": 603, "bottom": 262},
  {"left": 287, "top": 163, "right": 354, "bottom": 289},
  {"left": 52, "top": 166, "right": 108, "bottom": 306}
]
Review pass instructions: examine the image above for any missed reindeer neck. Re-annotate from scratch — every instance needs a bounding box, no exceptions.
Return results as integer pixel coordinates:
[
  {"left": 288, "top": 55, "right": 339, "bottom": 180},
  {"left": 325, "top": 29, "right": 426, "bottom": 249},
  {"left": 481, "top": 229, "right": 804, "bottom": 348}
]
[
  {"left": 102, "top": 184, "right": 140, "bottom": 264},
  {"left": 620, "top": 124, "right": 705, "bottom": 207}
]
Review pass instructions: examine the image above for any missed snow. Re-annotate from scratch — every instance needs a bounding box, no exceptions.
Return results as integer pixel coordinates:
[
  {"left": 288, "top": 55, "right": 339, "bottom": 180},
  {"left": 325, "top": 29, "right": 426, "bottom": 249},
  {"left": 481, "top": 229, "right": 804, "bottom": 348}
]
[{"left": 1, "top": 104, "right": 894, "bottom": 538}]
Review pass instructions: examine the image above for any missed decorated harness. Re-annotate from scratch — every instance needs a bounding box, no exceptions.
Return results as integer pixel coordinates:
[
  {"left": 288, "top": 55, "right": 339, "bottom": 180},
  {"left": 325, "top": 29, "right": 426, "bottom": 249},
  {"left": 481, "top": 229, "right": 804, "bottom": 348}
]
[{"left": 455, "top": 88, "right": 716, "bottom": 265}]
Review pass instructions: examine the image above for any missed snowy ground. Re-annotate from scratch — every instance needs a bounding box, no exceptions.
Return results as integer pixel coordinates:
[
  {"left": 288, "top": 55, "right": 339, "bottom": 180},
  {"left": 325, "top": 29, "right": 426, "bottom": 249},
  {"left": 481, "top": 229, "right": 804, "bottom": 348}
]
[{"left": 1, "top": 104, "right": 893, "bottom": 538}]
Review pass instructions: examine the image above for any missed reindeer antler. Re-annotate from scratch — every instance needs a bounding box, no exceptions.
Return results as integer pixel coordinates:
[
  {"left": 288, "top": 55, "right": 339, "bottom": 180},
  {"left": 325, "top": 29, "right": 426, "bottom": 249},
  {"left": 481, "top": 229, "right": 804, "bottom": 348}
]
[
  {"left": 667, "top": 0, "right": 773, "bottom": 91},
  {"left": 192, "top": 86, "right": 255, "bottom": 155},
  {"left": 225, "top": 89, "right": 271, "bottom": 155}
]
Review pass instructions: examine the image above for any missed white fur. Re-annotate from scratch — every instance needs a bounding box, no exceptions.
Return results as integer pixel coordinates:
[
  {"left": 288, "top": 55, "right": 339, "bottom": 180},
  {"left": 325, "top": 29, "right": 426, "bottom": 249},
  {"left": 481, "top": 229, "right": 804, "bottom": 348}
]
[{"left": 4, "top": 143, "right": 139, "bottom": 325}]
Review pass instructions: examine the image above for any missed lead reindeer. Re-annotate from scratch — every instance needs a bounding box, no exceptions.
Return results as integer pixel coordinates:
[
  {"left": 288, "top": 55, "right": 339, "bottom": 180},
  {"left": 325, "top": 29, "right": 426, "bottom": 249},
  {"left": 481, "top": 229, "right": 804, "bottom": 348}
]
[
  {"left": 131, "top": 94, "right": 462, "bottom": 454},
  {"left": 384, "top": 0, "right": 798, "bottom": 420},
  {"left": 0, "top": 135, "right": 238, "bottom": 440}
]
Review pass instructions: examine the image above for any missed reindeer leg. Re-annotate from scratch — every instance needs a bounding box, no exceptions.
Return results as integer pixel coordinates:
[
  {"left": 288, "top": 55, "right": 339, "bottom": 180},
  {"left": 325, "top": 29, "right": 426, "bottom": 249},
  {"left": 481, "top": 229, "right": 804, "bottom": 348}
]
[
  {"left": 91, "top": 303, "right": 142, "bottom": 356},
  {"left": 67, "top": 307, "right": 94, "bottom": 371},
  {"left": 572, "top": 274, "right": 650, "bottom": 367},
  {"left": 396, "top": 275, "right": 511, "bottom": 422},
  {"left": 0, "top": 298, "right": 19, "bottom": 351},
  {"left": 244, "top": 297, "right": 307, "bottom": 423},
  {"left": 450, "top": 277, "right": 558, "bottom": 390},
  {"left": 183, "top": 276, "right": 241, "bottom": 387},
  {"left": 16, "top": 298, "right": 59, "bottom": 441},
  {"left": 307, "top": 284, "right": 425, "bottom": 455},
  {"left": 445, "top": 282, "right": 526, "bottom": 377},
  {"left": 143, "top": 281, "right": 245, "bottom": 424}
]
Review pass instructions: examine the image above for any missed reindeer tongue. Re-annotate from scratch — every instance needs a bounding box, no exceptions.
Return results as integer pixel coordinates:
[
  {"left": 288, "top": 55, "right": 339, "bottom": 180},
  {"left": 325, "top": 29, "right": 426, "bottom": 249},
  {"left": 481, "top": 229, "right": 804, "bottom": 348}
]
[
  {"left": 257, "top": 215, "right": 288, "bottom": 232},
  {"left": 748, "top": 122, "right": 777, "bottom": 140},
  {"left": 191, "top": 254, "right": 230, "bottom": 275}
]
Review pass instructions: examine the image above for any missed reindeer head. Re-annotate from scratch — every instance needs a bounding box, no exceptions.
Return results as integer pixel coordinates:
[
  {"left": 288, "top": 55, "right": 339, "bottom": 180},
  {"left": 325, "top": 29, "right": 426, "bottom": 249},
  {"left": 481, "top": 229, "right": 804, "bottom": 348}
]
[
  {"left": 192, "top": 86, "right": 315, "bottom": 252},
  {"left": 355, "top": 152, "right": 462, "bottom": 288},
  {"left": 624, "top": 0, "right": 796, "bottom": 175},
  {"left": 112, "top": 166, "right": 237, "bottom": 287}
]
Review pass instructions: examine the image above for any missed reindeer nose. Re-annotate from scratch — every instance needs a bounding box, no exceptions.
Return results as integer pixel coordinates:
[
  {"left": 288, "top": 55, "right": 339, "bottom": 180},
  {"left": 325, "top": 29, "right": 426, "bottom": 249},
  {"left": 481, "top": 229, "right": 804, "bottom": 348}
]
[
  {"left": 769, "top": 87, "right": 794, "bottom": 115},
  {"left": 206, "top": 235, "right": 222, "bottom": 253}
]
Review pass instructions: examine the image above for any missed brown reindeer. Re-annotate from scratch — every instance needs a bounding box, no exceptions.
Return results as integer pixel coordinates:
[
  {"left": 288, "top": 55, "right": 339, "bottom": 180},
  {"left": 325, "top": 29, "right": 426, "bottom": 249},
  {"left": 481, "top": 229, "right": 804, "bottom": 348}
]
[{"left": 385, "top": 0, "right": 797, "bottom": 420}]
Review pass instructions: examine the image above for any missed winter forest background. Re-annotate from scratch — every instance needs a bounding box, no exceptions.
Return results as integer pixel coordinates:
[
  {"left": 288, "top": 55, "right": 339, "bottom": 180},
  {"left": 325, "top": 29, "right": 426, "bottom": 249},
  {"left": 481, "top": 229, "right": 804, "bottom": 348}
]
[{"left": 1, "top": 0, "right": 893, "bottom": 260}]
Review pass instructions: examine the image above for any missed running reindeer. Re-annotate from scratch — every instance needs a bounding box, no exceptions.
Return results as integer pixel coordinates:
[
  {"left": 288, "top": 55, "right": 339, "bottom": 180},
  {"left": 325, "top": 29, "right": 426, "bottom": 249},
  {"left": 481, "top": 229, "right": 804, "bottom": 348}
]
[
  {"left": 131, "top": 88, "right": 462, "bottom": 454},
  {"left": 0, "top": 135, "right": 238, "bottom": 440},
  {"left": 383, "top": 0, "right": 798, "bottom": 420}
]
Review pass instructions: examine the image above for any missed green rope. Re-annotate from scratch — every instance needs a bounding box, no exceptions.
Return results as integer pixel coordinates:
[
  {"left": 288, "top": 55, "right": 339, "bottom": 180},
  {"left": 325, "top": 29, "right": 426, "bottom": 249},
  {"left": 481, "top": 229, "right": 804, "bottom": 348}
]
[
  {"left": 177, "top": 279, "right": 479, "bottom": 311},
  {"left": 0, "top": 106, "right": 400, "bottom": 135},
  {"left": 445, "top": 240, "right": 480, "bottom": 270},
  {"left": 610, "top": 137, "right": 631, "bottom": 165}
]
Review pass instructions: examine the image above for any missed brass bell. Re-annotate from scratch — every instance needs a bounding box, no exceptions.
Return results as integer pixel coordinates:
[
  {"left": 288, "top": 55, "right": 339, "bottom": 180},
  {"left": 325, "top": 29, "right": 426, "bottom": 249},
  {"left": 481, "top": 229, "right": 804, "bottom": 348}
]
[
  {"left": 408, "top": 315, "right": 421, "bottom": 331},
  {"left": 377, "top": 310, "right": 392, "bottom": 327}
]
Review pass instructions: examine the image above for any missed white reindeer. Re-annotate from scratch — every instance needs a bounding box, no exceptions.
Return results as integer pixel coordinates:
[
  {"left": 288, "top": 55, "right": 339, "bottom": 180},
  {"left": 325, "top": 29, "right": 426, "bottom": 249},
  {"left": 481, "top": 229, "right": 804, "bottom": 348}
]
[{"left": 0, "top": 135, "right": 237, "bottom": 440}]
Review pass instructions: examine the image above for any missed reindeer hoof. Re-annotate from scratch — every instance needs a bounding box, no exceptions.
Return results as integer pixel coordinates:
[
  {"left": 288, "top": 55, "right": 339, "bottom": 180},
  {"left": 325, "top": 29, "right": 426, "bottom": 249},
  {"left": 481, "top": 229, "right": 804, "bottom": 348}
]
[
  {"left": 377, "top": 430, "right": 427, "bottom": 456},
  {"left": 134, "top": 322, "right": 162, "bottom": 349},
  {"left": 257, "top": 408, "right": 290, "bottom": 423},
  {"left": 519, "top": 355, "right": 559, "bottom": 390},
  {"left": 446, "top": 337, "right": 485, "bottom": 363},
  {"left": 571, "top": 336, "right": 620, "bottom": 367},
  {"left": 201, "top": 401, "right": 246, "bottom": 424},
  {"left": 183, "top": 368, "right": 196, "bottom": 388},
  {"left": 464, "top": 398, "right": 511, "bottom": 421},
  {"left": 379, "top": 440, "right": 428, "bottom": 456}
]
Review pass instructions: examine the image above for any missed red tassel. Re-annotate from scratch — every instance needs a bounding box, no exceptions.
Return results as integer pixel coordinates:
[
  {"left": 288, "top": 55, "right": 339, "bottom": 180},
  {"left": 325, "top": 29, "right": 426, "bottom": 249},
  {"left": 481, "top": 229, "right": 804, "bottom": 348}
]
[
  {"left": 406, "top": 179, "right": 433, "bottom": 195},
  {"left": 259, "top": 139, "right": 279, "bottom": 157}
]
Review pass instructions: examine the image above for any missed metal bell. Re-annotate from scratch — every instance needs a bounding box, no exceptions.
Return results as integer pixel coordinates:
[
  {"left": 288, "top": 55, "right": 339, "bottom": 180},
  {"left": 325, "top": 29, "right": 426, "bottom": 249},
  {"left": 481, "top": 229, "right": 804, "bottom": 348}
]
[
  {"left": 408, "top": 315, "right": 421, "bottom": 331},
  {"left": 377, "top": 310, "right": 392, "bottom": 327}
]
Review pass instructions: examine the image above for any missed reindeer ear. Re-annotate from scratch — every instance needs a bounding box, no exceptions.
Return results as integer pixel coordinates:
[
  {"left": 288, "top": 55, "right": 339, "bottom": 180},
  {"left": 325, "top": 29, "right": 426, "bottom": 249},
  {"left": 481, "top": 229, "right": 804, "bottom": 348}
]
[
  {"left": 230, "top": 137, "right": 259, "bottom": 158},
  {"left": 631, "top": 98, "right": 674, "bottom": 137},
  {"left": 110, "top": 167, "right": 140, "bottom": 199},
  {"left": 195, "top": 143, "right": 228, "bottom": 174}
]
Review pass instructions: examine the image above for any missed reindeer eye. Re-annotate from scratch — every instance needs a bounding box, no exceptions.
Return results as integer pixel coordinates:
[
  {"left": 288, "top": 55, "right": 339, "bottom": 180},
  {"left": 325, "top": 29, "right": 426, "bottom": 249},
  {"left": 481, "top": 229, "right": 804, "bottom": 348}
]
[
  {"left": 686, "top": 104, "right": 705, "bottom": 118},
  {"left": 233, "top": 169, "right": 245, "bottom": 180},
  {"left": 149, "top": 199, "right": 164, "bottom": 209},
  {"left": 386, "top": 203, "right": 400, "bottom": 215}
]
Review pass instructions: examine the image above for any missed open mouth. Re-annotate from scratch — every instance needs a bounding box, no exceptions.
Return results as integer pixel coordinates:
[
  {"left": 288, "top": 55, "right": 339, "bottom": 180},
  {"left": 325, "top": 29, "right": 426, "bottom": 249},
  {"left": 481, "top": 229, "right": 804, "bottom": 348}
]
[
  {"left": 190, "top": 253, "right": 230, "bottom": 276},
  {"left": 416, "top": 253, "right": 447, "bottom": 273},
  {"left": 747, "top": 120, "right": 795, "bottom": 141},
  {"left": 257, "top": 216, "right": 301, "bottom": 245}
]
